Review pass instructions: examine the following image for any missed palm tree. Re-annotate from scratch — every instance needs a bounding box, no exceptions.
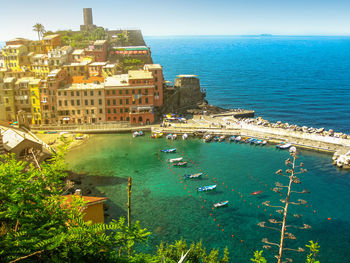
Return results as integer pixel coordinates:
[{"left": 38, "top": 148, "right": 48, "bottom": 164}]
[{"left": 33, "top": 23, "right": 45, "bottom": 40}]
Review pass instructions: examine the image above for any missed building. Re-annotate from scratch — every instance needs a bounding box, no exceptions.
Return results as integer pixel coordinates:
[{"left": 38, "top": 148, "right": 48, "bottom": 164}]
[
  {"left": 102, "top": 64, "right": 119, "bottom": 77},
  {"left": 42, "top": 34, "right": 61, "bottom": 52},
  {"left": 144, "top": 64, "right": 164, "bottom": 107},
  {"left": 85, "top": 40, "right": 108, "bottom": 62},
  {"left": 40, "top": 69, "right": 67, "bottom": 125},
  {"left": 30, "top": 54, "right": 50, "bottom": 77},
  {"left": 62, "top": 61, "right": 91, "bottom": 78},
  {"left": 80, "top": 8, "right": 97, "bottom": 31},
  {"left": 2, "top": 77, "right": 17, "bottom": 121},
  {"left": 47, "top": 46, "right": 73, "bottom": 67},
  {"left": 71, "top": 49, "right": 85, "bottom": 62},
  {"left": 1, "top": 45, "right": 30, "bottom": 71},
  {"left": 63, "top": 193, "right": 107, "bottom": 224},
  {"left": 104, "top": 70, "right": 155, "bottom": 124},
  {"left": 88, "top": 62, "right": 107, "bottom": 77},
  {"left": 57, "top": 82, "right": 105, "bottom": 124}
]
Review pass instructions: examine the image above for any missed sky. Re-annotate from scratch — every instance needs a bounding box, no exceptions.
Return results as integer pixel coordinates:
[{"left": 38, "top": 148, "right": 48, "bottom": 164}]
[{"left": 0, "top": 0, "right": 349, "bottom": 41}]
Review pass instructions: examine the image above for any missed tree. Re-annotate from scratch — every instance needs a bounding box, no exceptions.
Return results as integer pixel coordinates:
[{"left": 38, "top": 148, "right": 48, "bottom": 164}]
[
  {"left": 0, "top": 147, "right": 150, "bottom": 262},
  {"left": 305, "top": 241, "right": 320, "bottom": 263},
  {"left": 33, "top": 23, "right": 45, "bottom": 40},
  {"left": 250, "top": 250, "right": 267, "bottom": 263},
  {"left": 258, "top": 147, "right": 311, "bottom": 263}
]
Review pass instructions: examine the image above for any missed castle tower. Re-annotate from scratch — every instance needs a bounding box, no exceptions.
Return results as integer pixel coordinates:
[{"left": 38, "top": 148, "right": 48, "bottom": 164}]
[
  {"left": 80, "top": 8, "right": 96, "bottom": 31},
  {"left": 83, "top": 8, "right": 93, "bottom": 26}
]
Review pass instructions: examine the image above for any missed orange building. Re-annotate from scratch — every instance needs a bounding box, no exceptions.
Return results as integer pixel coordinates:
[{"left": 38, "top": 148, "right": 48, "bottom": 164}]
[
  {"left": 63, "top": 194, "right": 108, "bottom": 224},
  {"left": 104, "top": 70, "right": 155, "bottom": 124},
  {"left": 143, "top": 64, "right": 164, "bottom": 107},
  {"left": 85, "top": 40, "right": 108, "bottom": 62}
]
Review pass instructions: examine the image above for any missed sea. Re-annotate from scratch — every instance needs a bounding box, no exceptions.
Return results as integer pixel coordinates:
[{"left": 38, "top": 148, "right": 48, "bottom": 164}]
[{"left": 3, "top": 36, "right": 350, "bottom": 262}]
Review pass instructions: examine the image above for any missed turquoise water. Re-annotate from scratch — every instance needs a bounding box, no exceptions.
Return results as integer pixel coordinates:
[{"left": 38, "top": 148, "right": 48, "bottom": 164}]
[
  {"left": 67, "top": 134, "right": 350, "bottom": 262},
  {"left": 146, "top": 36, "right": 350, "bottom": 134}
]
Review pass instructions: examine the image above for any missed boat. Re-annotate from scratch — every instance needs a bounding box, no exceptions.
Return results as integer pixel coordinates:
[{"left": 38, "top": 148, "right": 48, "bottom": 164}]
[
  {"left": 255, "top": 139, "right": 262, "bottom": 145},
  {"left": 262, "top": 140, "right": 267, "bottom": 145},
  {"left": 171, "top": 134, "right": 177, "bottom": 140},
  {"left": 197, "top": 184, "right": 217, "bottom": 192},
  {"left": 203, "top": 134, "right": 212, "bottom": 143},
  {"left": 276, "top": 143, "right": 292, "bottom": 149},
  {"left": 245, "top": 138, "right": 252, "bottom": 143},
  {"left": 250, "top": 138, "right": 257, "bottom": 144},
  {"left": 219, "top": 135, "right": 226, "bottom": 142},
  {"left": 161, "top": 148, "right": 176, "bottom": 153},
  {"left": 185, "top": 173, "right": 203, "bottom": 179},
  {"left": 168, "top": 157, "right": 183, "bottom": 163},
  {"left": 213, "top": 136, "right": 219, "bottom": 142},
  {"left": 182, "top": 133, "right": 188, "bottom": 140},
  {"left": 235, "top": 136, "right": 242, "bottom": 142},
  {"left": 251, "top": 190, "right": 263, "bottom": 195},
  {"left": 166, "top": 134, "right": 172, "bottom": 140},
  {"left": 173, "top": 161, "right": 188, "bottom": 167},
  {"left": 214, "top": 200, "right": 229, "bottom": 208},
  {"left": 229, "top": 135, "right": 236, "bottom": 141},
  {"left": 133, "top": 131, "right": 143, "bottom": 137},
  {"left": 151, "top": 132, "right": 163, "bottom": 139}
]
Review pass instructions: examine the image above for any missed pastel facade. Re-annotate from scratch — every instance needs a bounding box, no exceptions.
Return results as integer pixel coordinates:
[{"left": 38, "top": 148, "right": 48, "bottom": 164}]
[
  {"left": 144, "top": 64, "right": 164, "bottom": 107},
  {"left": 102, "top": 64, "right": 119, "bottom": 77},
  {"left": 2, "top": 45, "right": 30, "bottom": 71},
  {"left": 42, "top": 34, "right": 61, "bottom": 52},
  {"left": 85, "top": 40, "right": 108, "bottom": 62},
  {"left": 2, "top": 77, "right": 16, "bottom": 121},
  {"left": 57, "top": 82, "right": 105, "bottom": 124},
  {"left": 88, "top": 62, "right": 107, "bottom": 77}
]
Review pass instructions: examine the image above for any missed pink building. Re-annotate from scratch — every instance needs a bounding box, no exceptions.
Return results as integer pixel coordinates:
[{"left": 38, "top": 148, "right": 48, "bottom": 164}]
[
  {"left": 85, "top": 40, "right": 108, "bottom": 62},
  {"left": 143, "top": 64, "right": 164, "bottom": 107}
]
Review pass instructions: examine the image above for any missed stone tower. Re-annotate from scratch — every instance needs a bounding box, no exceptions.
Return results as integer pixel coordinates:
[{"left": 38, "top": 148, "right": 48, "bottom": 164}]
[{"left": 80, "top": 8, "right": 96, "bottom": 31}]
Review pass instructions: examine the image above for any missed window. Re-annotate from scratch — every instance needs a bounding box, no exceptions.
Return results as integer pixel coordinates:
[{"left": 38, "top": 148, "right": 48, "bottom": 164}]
[
  {"left": 145, "top": 89, "right": 148, "bottom": 94},
  {"left": 138, "top": 89, "right": 141, "bottom": 94},
  {"left": 119, "top": 99, "right": 123, "bottom": 105},
  {"left": 99, "top": 99, "right": 102, "bottom": 105},
  {"left": 77, "top": 100, "right": 80, "bottom": 106},
  {"left": 112, "top": 90, "right": 116, "bottom": 95},
  {"left": 85, "top": 100, "right": 88, "bottom": 106},
  {"left": 64, "top": 91, "right": 67, "bottom": 96},
  {"left": 108, "top": 109, "right": 111, "bottom": 113},
  {"left": 125, "top": 90, "right": 129, "bottom": 94},
  {"left": 90, "top": 91, "right": 94, "bottom": 96},
  {"left": 77, "top": 110, "right": 81, "bottom": 114},
  {"left": 72, "top": 110, "right": 75, "bottom": 115},
  {"left": 126, "top": 99, "right": 129, "bottom": 105},
  {"left": 119, "top": 90, "right": 122, "bottom": 95},
  {"left": 58, "top": 100, "right": 62, "bottom": 106},
  {"left": 98, "top": 90, "right": 102, "bottom": 96},
  {"left": 99, "top": 109, "right": 103, "bottom": 114},
  {"left": 91, "top": 109, "right": 94, "bottom": 114},
  {"left": 125, "top": 108, "right": 129, "bottom": 113},
  {"left": 64, "top": 100, "right": 68, "bottom": 106},
  {"left": 76, "top": 91, "right": 80, "bottom": 96},
  {"left": 71, "top": 91, "right": 74, "bottom": 96},
  {"left": 82, "top": 91, "right": 87, "bottom": 96},
  {"left": 145, "top": 98, "right": 148, "bottom": 104},
  {"left": 71, "top": 100, "right": 74, "bottom": 106},
  {"left": 107, "top": 100, "right": 110, "bottom": 106},
  {"left": 107, "top": 90, "right": 110, "bottom": 95},
  {"left": 91, "top": 100, "right": 94, "bottom": 105},
  {"left": 132, "top": 89, "right": 135, "bottom": 94},
  {"left": 113, "top": 99, "right": 116, "bottom": 105},
  {"left": 120, "top": 108, "right": 123, "bottom": 113},
  {"left": 113, "top": 109, "right": 116, "bottom": 113},
  {"left": 138, "top": 98, "right": 141, "bottom": 104}
]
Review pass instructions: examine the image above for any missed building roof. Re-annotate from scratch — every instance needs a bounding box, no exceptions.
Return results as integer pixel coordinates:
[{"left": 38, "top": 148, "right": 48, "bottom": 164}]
[
  {"left": 63, "top": 61, "right": 91, "bottom": 67},
  {"left": 128, "top": 70, "right": 153, "bottom": 80},
  {"left": 144, "top": 64, "right": 162, "bottom": 70},
  {"left": 60, "top": 82, "right": 104, "bottom": 91},
  {"left": 16, "top": 77, "right": 41, "bottom": 85},
  {"left": 104, "top": 74, "right": 129, "bottom": 87},
  {"left": 43, "top": 34, "right": 60, "bottom": 40},
  {"left": 32, "top": 53, "right": 47, "bottom": 59},
  {"left": 4, "top": 77, "right": 16, "bottom": 83},
  {"left": 113, "top": 46, "right": 149, "bottom": 51},
  {"left": 62, "top": 195, "right": 108, "bottom": 207},
  {"left": 103, "top": 64, "right": 117, "bottom": 69},
  {"left": 48, "top": 69, "right": 62, "bottom": 77},
  {"left": 177, "top": 74, "right": 198, "bottom": 78},
  {"left": 94, "top": 40, "right": 107, "bottom": 45},
  {"left": 72, "top": 49, "right": 85, "bottom": 55},
  {"left": 89, "top": 62, "right": 107, "bottom": 67},
  {"left": 2, "top": 45, "right": 24, "bottom": 49},
  {"left": 2, "top": 128, "right": 41, "bottom": 151}
]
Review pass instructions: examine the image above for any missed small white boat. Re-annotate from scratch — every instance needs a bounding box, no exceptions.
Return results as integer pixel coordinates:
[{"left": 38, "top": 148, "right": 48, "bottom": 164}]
[
  {"left": 166, "top": 134, "right": 172, "bottom": 140},
  {"left": 214, "top": 200, "right": 229, "bottom": 208},
  {"left": 219, "top": 135, "right": 226, "bottom": 142},
  {"left": 182, "top": 133, "right": 188, "bottom": 140},
  {"left": 168, "top": 157, "right": 183, "bottom": 163},
  {"left": 262, "top": 140, "right": 267, "bottom": 145},
  {"left": 133, "top": 131, "right": 144, "bottom": 137},
  {"left": 172, "top": 134, "right": 177, "bottom": 140},
  {"left": 235, "top": 136, "right": 242, "bottom": 142},
  {"left": 276, "top": 143, "right": 292, "bottom": 149}
]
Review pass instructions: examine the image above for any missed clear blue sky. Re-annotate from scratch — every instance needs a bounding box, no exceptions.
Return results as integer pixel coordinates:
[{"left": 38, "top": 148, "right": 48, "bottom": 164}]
[{"left": 1, "top": 0, "right": 349, "bottom": 41}]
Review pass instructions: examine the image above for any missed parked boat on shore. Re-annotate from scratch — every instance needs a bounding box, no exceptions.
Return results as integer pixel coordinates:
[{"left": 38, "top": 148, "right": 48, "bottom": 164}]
[
  {"left": 161, "top": 148, "right": 176, "bottom": 153},
  {"left": 185, "top": 173, "right": 202, "bottom": 179},
  {"left": 166, "top": 134, "right": 172, "bottom": 139},
  {"left": 197, "top": 184, "right": 217, "bottom": 192},
  {"left": 213, "top": 136, "right": 220, "bottom": 142},
  {"left": 214, "top": 200, "right": 229, "bottom": 208},
  {"left": 235, "top": 136, "right": 242, "bottom": 142},
  {"left": 172, "top": 134, "right": 177, "bottom": 140}
]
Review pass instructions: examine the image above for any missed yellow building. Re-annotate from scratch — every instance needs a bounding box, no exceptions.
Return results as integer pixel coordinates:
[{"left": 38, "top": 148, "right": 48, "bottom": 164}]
[
  {"left": 62, "top": 60, "right": 91, "bottom": 78},
  {"left": 1, "top": 45, "right": 30, "bottom": 72},
  {"left": 42, "top": 34, "right": 61, "bottom": 52},
  {"left": 28, "top": 40, "right": 45, "bottom": 54},
  {"left": 28, "top": 78, "right": 42, "bottom": 125},
  {"left": 102, "top": 63, "right": 119, "bottom": 77},
  {"left": 2, "top": 77, "right": 17, "bottom": 121},
  {"left": 30, "top": 54, "right": 51, "bottom": 78}
]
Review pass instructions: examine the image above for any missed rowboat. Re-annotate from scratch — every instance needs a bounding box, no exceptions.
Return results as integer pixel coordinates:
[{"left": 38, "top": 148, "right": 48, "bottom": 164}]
[
  {"left": 229, "top": 136, "right": 236, "bottom": 141},
  {"left": 214, "top": 200, "right": 229, "bottom": 208},
  {"left": 133, "top": 131, "right": 144, "bottom": 137},
  {"left": 262, "top": 140, "right": 267, "bottom": 145},
  {"left": 276, "top": 143, "right": 292, "bottom": 149},
  {"left": 166, "top": 134, "right": 172, "bottom": 140},
  {"left": 173, "top": 161, "right": 188, "bottom": 167},
  {"left": 197, "top": 185, "right": 217, "bottom": 192},
  {"left": 251, "top": 190, "right": 263, "bottom": 195},
  {"left": 235, "top": 136, "right": 242, "bottom": 142},
  {"left": 213, "top": 136, "right": 220, "bottom": 142},
  {"left": 182, "top": 133, "right": 188, "bottom": 140},
  {"left": 219, "top": 135, "right": 226, "bottom": 142},
  {"left": 161, "top": 148, "right": 176, "bottom": 153},
  {"left": 255, "top": 139, "right": 262, "bottom": 145},
  {"left": 203, "top": 134, "right": 212, "bottom": 142},
  {"left": 172, "top": 134, "right": 177, "bottom": 140},
  {"left": 168, "top": 157, "right": 183, "bottom": 163},
  {"left": 185, "top": 173, "right": 202, "bottom": 179},
  {"left": 151, "top": 132, "right": 163, "bottom": 139}
]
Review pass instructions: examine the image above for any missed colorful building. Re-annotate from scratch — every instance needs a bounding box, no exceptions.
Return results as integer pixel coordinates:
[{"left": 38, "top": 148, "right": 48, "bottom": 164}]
[
  {"left": 88, "top": 62, "right": 107, "bottom": 77},
  {"left": 57, "top": 82, "right": 105, "bottom": 124},
  {"left": 1, "top": 45, "right": 30, "bottom": 72},
  {"left": 47, "top": 46, "right": 72, "bottom": 67},
  {"left": 30, "top": 54, "right": 50, "bottom": 77},
  {"left": 144, "top": 64, "right": 164, "bottom": 107},
  {"left": 71, "top": 49, "right": 86, "bottom": 63},
  {"left": 42, "top": 34, "right": 61, "bottom": 52},
  {"left": 2, "top": 77, "right": 17, "bottom": 121},
  {"left": 102, "top": 63, "right": 119, "bottom": 77},
  {"left": 85, "top": 40, "right": 108, "bottom": 62},
  {"left": 104, "top": 70, "right": 155, "bottom": 124}
]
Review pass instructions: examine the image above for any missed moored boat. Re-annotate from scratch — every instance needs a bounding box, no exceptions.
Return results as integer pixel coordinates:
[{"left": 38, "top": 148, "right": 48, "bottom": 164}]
[
  {"left": 185, "top": 173, "right": 203, "bottom": 179},
  {"left": 213, "top": 136, "right": 220, "bottom": 142},
  {"left": 229, "top": 135, "right": 236, "bottom": 141},
  {"left": 276, "top": 143, "right": 292, "bottom": 149},
  {"left": 255, "top": 139, "right": 262, "bottom": 145},
  {"left": 235, "top": 136, "right": 242, "bottom": 142},
  {"left": 197, "top": 184, "right": 217, "bottom": 192},
  {"left": 182, "top": 133, "right": 188, "bottom": 140},
  {"left": 151, "top": 132, "right": 163, "bottom": 139},
  {"left": 219, "top": 135, "right": 226, "bottom": 142},
  {"left": 171, "top": 134, "right": 177, "bottom": 140},
  {"left": 168, "top": 157, "right": 183, "bottom": 163},
  {"left": 203, "top": 134, "right": 212, "bottom": 142},
  {"left": 161, "top": 148, "right": 176, "bottom": 153},
  {"left": 133, "top": 131, "right": 144, "bottom": 137},
  {"left": 173, "top": 161, "right": 188, "bottom": 167},
  {"left": 214, "top": 200, "right": 229, "bottom": 208},
  {"left": 262, "top": 140, "right": 267, "bottom": 145},
  {"left": 166, "top": 134, "right": 172, "bottom": 140}
]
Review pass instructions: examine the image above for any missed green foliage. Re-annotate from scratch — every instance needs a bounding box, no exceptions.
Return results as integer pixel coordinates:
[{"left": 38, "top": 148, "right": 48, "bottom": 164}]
[
  {"left": 155, "top": 239, "right": 229, "bottom": 263},
  {"left": 55, "top": 27, "right": 108, "bottom": 48},
  {"left": 250, "top": 250, "right": 267, "bottom": 263},
  {"left": 306, "top": 241, "right": 320, "bottom": 263},
  {"left": 119, "top": 58, "right": 144, "bottom": 73}
]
